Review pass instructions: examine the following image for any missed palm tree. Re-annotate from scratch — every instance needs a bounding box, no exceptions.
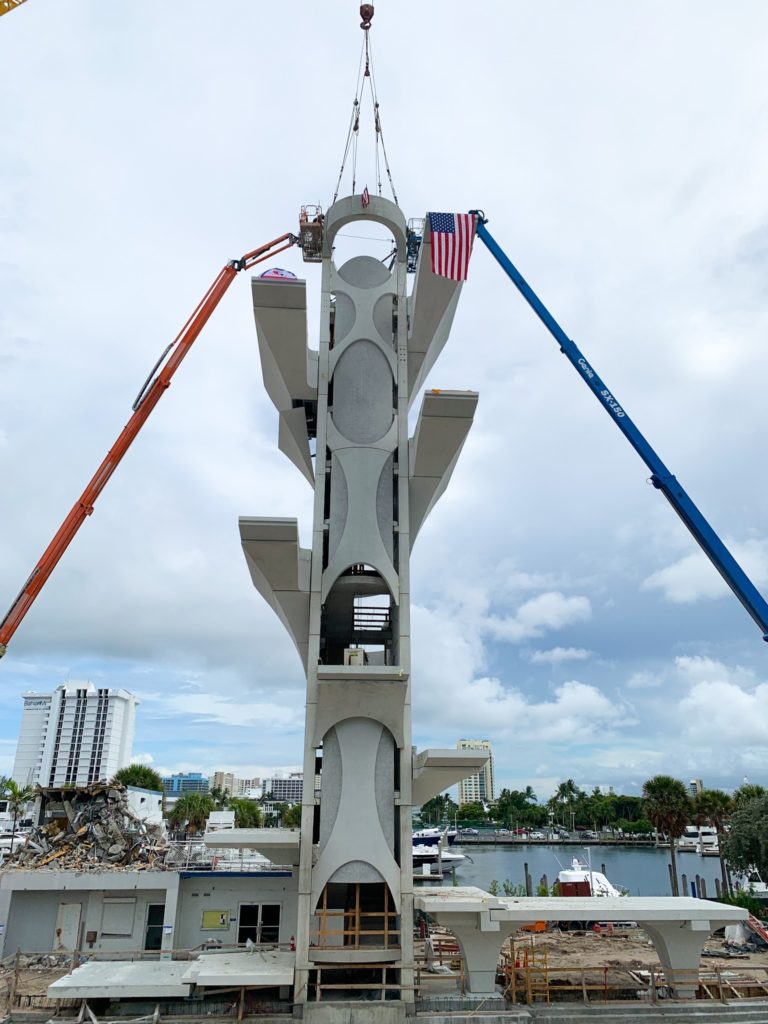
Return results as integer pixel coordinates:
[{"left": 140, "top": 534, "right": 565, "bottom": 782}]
[
  {"left": 228, "top": 798, "right": 262, "bottom": 827},
  {"left": 209, "top": 787, "right": 230, "bottom": 810},
  {"left": 693, "top": 788, "right": 732, "bottom": 895},
  {"left": 167, "top": 792, "right": 214, "bottom": 834},
  {"left": 732, "top": 783, "right": 765, "bottom": 809},
  {"left": 693, "top": 789, "right": 732, "bottom": 893},
  {"left": 548, "top": 779, "right": 582, "bottom": 828},
  {"left": 5, "top": 780, "right": 33, "bottom": 855},
  {"left": 642, "top": 775, "right": 691, "bottom": 896}
]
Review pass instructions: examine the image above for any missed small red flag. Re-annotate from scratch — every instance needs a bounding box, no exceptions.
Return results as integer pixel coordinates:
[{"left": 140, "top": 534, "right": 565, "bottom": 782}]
[{"left": 361, "top": 187, "right": 370, "bottom": 208}]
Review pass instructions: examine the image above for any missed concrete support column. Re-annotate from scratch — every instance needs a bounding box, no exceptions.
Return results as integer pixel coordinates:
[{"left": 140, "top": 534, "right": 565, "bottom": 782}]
[
  {"left": 643, "top": 918, "right": 711, "bottom": 999},
  {"left": 439, "top": 914, "right": 517, "bottom": 994},
  {"left": 160, "top": 874, "right": 180, "bottom": 960}
]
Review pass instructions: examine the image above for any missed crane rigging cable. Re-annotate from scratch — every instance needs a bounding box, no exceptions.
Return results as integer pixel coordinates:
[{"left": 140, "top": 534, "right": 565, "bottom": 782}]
[{"left": 332, "top": 4, "right": 399, "bottom": 206}]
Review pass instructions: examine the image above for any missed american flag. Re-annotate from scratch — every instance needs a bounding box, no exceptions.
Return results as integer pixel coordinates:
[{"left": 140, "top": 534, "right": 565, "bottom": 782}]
[
  {"left": 428, "top": 212, "right": 477, "bottom": 281},
  {"left": 361, "top": 187, "right": 370, "bottom": 208}
]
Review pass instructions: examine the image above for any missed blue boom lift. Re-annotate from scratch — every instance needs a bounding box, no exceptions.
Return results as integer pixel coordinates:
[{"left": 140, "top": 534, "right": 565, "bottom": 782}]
[{"left": 470, "top": 210, "right": 768, "bottom": 642}]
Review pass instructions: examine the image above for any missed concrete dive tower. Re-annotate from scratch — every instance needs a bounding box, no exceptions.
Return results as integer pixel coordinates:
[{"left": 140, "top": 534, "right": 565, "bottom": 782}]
[{"left": 240, "top": 194, "right": 484, "bottom": 1010}]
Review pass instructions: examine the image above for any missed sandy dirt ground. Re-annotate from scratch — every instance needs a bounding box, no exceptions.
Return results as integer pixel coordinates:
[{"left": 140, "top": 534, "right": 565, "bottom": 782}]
[
  {"left": 418, "top": 925, "right": 768, "bottom": 1002},
  {"left": 0, "top": 964, "right": 72, "bottom": 1015},
  {"left": 514, "top": 926, "right": 768, "bottom": 971},
  {"left": 2, "top": 932, "right": 767, "bottom": 1014}
]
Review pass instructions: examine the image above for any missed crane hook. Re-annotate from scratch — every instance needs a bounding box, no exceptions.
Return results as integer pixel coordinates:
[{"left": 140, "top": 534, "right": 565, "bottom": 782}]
[{"left": 360, "top": 4, "right": 374, "bottom": 29}]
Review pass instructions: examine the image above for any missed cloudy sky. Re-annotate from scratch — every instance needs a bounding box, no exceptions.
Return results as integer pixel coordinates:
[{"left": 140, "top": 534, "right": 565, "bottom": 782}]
[{"left": 2, "top": 1, "right": 768, "bottom": 801}]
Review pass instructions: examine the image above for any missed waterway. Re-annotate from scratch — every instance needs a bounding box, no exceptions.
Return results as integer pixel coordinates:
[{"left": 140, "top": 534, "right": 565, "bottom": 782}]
[{"left": 452, "top": 843, "right": 723, "bottom": 897}]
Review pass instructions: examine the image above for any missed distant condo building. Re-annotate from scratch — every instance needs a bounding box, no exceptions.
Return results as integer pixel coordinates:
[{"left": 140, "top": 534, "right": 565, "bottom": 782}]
[
  {"left": 161, "top": 772, "right": 209, "bottom": 796},
  {"left": 457, "top": 739, "right": 495, "bottom": 805},
  {"left": 12, "top": 682, "right": 137, "bottom": 789},
  {"left": 265, "top": 773, "right": 303, "bottom": 804},
  {"left": 211, "top": 771, "right": 261, "bottom": 796},
  {"left": 689, "top": 778, "right": 704, "bottom": 797}
]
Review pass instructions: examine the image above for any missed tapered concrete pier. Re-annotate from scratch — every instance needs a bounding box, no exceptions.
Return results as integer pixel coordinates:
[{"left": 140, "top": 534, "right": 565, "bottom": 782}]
[{"left": 241, "top": 195, "right": 481, "bottom": 1011}]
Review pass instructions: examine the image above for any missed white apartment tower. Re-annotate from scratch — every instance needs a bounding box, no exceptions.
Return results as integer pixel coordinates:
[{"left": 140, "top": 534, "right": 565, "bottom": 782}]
[
  {"left": 12, "top": 682, "right": 137, "bottom": 789},
  {"left": 457, "top": 739, "right": 495, "bottom": 805}
]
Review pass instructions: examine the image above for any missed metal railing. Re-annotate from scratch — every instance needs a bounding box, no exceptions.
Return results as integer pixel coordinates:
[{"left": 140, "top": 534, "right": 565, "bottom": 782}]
[{"left": 353, "top": 605, "right": 390, "bottom": 632}]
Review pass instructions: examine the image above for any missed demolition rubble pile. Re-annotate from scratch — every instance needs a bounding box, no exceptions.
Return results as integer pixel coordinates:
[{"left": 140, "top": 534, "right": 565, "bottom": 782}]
[{"left": 2, "top": 783, "right": 168, "bottom": 871}]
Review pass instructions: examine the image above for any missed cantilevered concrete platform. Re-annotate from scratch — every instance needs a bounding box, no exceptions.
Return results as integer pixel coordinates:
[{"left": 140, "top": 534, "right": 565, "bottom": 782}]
[
  {"left": 203, "top": 827, "right": 301, "bottom": 865},
  {"left": 183, "top": 949, "right": 295, "bottom": 988},
  {"left": 415, "top": 887, "right": 748, "bottom": 998},
  {"left": 412, "top": 748, "right": 490, "bottom": 806},
  {"left": 48, "top": 950, "right": 296, "bottom": 1001},
  {"left": 48, "top": 961, "right": 192, "bottom": 1000}
]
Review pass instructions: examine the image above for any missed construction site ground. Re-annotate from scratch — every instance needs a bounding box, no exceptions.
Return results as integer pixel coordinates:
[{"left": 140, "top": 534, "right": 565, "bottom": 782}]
[
  {"left": 4, "top": 929, "right": 768, "bottom": 1017},
  {"left": 509, "top": 926, "right": 768, "bottom": 974}
]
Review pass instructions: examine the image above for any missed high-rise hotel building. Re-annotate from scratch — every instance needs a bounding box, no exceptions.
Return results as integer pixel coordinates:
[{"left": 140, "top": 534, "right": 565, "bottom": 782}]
[
  {"left": 12, "top": 681, "right": 137, "bottom": 789},
  {"left": 457, "top": 739, "right": 495, "bottom": 805}
]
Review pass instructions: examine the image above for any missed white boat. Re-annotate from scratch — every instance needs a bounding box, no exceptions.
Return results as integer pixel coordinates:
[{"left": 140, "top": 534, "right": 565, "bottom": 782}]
[
  {"left": 557, "top": 858, "right": 623, "bottom": 897},
  {"left": 412, "top": 843, "right": 465, "bottom": 867},
  {"left": 732, "top": 867, "right": 768, "bottom": 902},
  {"left": 412, "top": 827, "right": 458, "bottom": 848}
]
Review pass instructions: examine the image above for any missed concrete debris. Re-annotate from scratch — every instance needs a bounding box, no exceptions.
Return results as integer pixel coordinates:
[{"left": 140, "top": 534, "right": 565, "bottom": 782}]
[{"left": 1, "top": 782, "right": 168, "bottom": 872}]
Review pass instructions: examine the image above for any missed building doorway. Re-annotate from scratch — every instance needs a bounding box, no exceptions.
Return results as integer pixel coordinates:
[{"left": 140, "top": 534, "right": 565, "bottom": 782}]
[
  {"left": 144, "top": 904, "right": 165, "bottom": 951},
  {"left": 237, "top": 903, "right": 280, "bottom": 945},
  {"left": 53, "top": 902, "right": 81, "bottom": 951}
]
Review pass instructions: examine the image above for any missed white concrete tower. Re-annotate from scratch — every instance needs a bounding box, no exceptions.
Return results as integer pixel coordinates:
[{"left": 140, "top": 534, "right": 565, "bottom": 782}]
[{"left": 241, "top": 196, "right": 486, "bottom": 1010}]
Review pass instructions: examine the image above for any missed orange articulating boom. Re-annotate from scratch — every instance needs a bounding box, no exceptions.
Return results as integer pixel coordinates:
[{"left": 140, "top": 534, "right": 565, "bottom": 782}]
[{"left": 0, "top": 232, "right": 297, "bottom": 659}]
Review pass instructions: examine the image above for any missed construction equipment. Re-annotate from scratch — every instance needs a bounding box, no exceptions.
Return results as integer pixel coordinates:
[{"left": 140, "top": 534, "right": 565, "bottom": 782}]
[
  {"left": 0, "top": 0, "right": 29, "bottom": 16},
  {"left": 298, "top": 205, "right": 324, "bottom": 262},
  {"left": 0, "top": 232, "right": 297, "bottom": 659},
  {"left": 471, "top": 211, "right": 768, "bottom": 642}
]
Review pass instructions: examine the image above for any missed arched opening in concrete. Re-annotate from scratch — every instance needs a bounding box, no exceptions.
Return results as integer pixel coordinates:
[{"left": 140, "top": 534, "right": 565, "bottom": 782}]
[
  {"left": 321, "top": 564, "right": 398, "bottom": 666},
  {"left": 312, "top": 878, "right": 400, "bottom": 952},
  {"left": 330, "top": 220, "right": 399, "bottom": 272}
]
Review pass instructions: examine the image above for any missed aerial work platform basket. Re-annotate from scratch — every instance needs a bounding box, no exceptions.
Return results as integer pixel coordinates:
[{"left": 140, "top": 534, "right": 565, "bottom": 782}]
[{"left": 299, "top": 205, "right": 324, "bottom": 262}]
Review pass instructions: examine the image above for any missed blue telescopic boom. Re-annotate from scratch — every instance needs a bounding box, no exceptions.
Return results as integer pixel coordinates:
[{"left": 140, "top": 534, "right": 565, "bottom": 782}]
[{"left": 471, "top": 211, "right": 768, "bottom": 642}]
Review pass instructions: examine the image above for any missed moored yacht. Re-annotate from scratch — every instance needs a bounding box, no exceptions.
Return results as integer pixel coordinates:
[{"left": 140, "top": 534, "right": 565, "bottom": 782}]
[{"left": 557, "top": 858, "right": 624, "bottom": 897}]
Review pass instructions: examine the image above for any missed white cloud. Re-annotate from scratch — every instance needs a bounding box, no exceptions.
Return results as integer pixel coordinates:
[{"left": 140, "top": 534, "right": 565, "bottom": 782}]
[
  {"left": 146, "top": 692, "right": 303, "bottom": 731},
  {"left": 679, "top": 680, "right": 768, "bottom": 745},
  {"left": 529, "top": 646, "right": 592, "bottom": 664},
  {"left": 625, "top": 670, "right": 661, "bottom": 690},
  {"left": 674, "top": 655, "right": 756, "bottom": 688},
  {"left": 410, "top": 600, "right": 626, "bottom": 744},
  {"left": 643, "top": 539, "right": 768, "bottom": 604},
  {"left": 130, "top": 752, "right": 155, "bottom": 766},
  {"left": 483, "top": 592, "right": 592, "bottom": 643}
]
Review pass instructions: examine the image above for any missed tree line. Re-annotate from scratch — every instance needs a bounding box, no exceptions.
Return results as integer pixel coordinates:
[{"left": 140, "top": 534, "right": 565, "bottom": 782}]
[{"left": 419, "top": 775, "right": 768, "bottom": 899}]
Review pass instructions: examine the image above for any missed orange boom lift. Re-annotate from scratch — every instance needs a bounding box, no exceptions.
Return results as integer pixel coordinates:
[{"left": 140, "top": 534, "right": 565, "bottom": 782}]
[{"left": 0, "top": 232, "right": 297, "bottom": 658}]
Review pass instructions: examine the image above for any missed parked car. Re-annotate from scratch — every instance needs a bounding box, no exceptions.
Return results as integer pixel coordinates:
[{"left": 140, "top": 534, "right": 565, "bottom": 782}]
[
  {"left": 528, "top": 831, "right": 546, "bottom": 840},
  {"left": 513, "top": 828, "right": 529, "bottom": 836},
  {"left": 578, "top": 830, "right": 599, "bottom": 840},
  {"left": 495, "top": 828, "right": 511, "bottom": 835},
  {"left": 460, "top": 827, "right": 479, "bottom": 835}
]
